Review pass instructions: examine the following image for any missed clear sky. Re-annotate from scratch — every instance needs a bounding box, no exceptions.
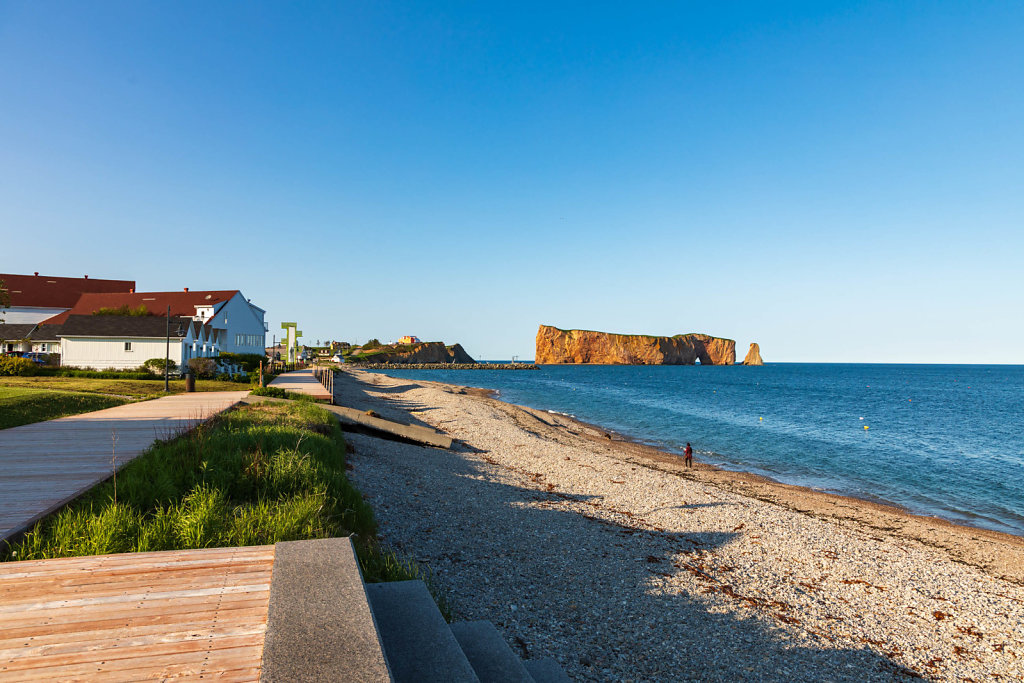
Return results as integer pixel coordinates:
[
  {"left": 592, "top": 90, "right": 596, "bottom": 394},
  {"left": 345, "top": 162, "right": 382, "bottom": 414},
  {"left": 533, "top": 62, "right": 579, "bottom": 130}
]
[{"left": 2, "top": 2, "right": 1022, "bottom": 362}]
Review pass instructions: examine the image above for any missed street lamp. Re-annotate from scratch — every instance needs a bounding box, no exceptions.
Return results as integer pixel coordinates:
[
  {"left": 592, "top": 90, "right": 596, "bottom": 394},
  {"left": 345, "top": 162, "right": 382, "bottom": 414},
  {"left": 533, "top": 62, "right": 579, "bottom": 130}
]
[{"left": 165, "top": 307, "right": 186, "bottom": 392}]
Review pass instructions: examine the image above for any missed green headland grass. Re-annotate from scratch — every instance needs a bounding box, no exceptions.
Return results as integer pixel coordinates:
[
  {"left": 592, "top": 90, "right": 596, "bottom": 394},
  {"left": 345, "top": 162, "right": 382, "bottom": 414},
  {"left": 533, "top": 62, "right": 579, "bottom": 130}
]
[
  {"left": 1, "top": 401, "right": 449, "bottom": 615},
  {"left": 0, "top": 387, "right": 130, "bottom": 430}
]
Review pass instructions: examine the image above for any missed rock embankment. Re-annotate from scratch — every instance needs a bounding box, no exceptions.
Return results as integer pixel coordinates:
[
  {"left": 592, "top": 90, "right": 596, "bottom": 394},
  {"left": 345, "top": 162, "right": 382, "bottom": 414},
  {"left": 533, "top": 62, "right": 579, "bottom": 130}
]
[
  {"left": 535, "top": 325, "right": 736, "bottom": 365},
  {"left": 743, "top": 342, "right": 764, "bottom": 365},
  {"left": 352, "top": 342, "right": 475, "bottom": 365}
]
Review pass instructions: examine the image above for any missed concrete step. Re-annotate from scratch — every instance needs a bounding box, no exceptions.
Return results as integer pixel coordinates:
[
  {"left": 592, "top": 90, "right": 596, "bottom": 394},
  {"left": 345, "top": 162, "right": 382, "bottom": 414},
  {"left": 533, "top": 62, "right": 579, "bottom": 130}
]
[
  {"left": 261, "top": 537, "right": 391, "bottom": 681},
  {"left": 449, "top": 620, "right": 534, "bottom": 683},
  {"left": 365, "top": 580, "right": 479, "bottom": 682},
  {"left": 523, "top": 657, "right": 572, "bottom": 683}
]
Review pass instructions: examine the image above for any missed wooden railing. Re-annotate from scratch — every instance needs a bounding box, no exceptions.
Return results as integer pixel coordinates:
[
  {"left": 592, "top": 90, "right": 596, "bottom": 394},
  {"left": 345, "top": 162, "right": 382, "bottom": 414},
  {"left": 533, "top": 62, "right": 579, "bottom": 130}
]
[{"left": 312, "top": 365, "right": 335, "bottom": 404}]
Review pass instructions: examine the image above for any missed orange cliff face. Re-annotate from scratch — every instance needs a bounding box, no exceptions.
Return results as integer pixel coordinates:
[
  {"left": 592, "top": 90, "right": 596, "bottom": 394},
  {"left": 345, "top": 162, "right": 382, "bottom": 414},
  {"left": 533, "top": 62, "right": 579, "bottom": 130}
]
[
  {"left": 534, "top": 325, "right": 737, "bottom": 365},
  {"left": 743, "top": 343, "right": 764, "bottom": 365}
]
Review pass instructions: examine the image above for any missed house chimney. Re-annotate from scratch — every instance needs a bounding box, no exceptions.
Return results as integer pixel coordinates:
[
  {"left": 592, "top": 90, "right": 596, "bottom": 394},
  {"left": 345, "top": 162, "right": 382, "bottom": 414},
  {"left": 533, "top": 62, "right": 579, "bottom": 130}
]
[{"left": 183, "top": 287, "right": 189, "bottom": 292}]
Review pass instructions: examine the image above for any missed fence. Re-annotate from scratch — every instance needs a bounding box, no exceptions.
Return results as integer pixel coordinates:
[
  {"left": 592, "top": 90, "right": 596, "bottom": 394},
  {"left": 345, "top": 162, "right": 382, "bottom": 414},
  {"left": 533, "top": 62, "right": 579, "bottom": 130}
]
[{"left": 311, "top": 365, "right": 335, "bottom": 404}]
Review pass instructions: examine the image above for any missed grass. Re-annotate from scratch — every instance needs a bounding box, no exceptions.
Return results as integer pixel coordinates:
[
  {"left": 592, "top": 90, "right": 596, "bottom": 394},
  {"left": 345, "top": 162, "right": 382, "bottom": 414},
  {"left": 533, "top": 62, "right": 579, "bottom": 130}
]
[
  {"left": 0, "top": 400, "right": 449, "bottom": 616},
  {"left": 0, "top": 387, "right": 130, "bottom": 429},
  {"left": 0, "top": 375, "right": 251, "bottom": 399}
]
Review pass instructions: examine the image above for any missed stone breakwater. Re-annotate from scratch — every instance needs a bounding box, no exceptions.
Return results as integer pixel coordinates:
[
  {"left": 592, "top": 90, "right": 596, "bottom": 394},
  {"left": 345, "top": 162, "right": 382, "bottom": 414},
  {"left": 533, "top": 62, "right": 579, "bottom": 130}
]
[{"left": 352, "top": 363, "right": 538, "bottom": 370}]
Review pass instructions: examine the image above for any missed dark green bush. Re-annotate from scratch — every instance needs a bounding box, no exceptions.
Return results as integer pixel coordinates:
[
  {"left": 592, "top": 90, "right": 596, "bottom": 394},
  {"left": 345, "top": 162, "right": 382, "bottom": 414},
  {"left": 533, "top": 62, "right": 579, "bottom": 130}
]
[
  {"left": 218, "top": 352, "right": 267, "bottom": 372},
  {"left": 143, "top": 358, "right": 179, "bottom": 374}
]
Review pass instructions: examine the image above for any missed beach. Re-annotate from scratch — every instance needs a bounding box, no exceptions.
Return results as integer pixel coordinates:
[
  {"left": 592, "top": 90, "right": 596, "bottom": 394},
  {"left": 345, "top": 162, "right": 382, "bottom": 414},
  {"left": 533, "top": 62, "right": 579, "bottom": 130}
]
[{"left": 338, "top": 367, "right": 1024, "bottom": 682}]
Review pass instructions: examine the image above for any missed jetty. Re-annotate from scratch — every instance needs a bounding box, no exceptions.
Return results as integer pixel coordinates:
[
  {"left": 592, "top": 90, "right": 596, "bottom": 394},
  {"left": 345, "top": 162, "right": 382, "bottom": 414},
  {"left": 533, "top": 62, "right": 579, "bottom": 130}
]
[{"left": 353, "top": 362, "right": 538, "bottom": 370}]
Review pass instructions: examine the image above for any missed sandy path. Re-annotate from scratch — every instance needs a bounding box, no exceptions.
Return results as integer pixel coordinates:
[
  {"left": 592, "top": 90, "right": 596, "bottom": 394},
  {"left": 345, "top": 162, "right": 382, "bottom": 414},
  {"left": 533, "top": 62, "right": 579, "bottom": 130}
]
[{"left": 339, "top": 368, "right": 1024, "bottom": 682}]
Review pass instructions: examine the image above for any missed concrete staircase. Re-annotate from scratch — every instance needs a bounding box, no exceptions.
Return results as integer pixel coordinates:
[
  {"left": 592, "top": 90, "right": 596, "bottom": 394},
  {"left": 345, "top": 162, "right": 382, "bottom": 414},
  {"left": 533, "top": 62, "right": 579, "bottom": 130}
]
[{"left": 260, "top": 538, "right": 570, "bottom": 682}]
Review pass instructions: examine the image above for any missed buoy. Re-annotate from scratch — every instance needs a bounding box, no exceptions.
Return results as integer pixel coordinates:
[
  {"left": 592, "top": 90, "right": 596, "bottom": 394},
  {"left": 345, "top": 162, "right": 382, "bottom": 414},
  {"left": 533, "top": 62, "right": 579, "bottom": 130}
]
[
  {"left": 759, "top": 417, "right": 763, "bottom": 421},
  {"left": 864, "top": 425, "right": 869, "bottom": 430},
  {"left": 859, "top": 417, "right": 864, "bottom": 420}
]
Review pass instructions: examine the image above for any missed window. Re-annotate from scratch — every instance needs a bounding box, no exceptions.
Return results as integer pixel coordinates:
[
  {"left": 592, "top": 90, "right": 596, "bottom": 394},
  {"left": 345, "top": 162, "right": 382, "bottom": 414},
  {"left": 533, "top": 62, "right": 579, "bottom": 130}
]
[{"left": 124, "top": 342, "right": 132, "bottom": 352}]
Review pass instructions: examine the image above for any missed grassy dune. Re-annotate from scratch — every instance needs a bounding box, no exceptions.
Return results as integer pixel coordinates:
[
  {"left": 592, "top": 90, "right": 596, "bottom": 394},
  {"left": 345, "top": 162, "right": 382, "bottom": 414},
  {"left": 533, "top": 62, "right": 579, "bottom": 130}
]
[{"left": 1, "top": 401, "right": 447, "bottom": 610}]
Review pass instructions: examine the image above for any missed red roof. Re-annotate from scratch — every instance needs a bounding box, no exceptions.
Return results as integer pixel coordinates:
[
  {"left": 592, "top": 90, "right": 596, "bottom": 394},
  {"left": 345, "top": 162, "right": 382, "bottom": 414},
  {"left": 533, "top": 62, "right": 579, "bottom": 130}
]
[
  {"left": 40, "top": 290, "right": 240, "bottom": 326},
  {"left": 0, "top": 273, "right": 135, "bottom": 309}
]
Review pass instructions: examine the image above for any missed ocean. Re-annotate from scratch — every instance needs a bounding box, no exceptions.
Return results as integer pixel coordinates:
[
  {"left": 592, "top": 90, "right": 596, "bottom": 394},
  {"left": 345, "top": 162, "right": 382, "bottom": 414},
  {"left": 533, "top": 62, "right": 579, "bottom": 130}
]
[{"left": 368, "top": 363, "right": 1024, "bottom": 537}]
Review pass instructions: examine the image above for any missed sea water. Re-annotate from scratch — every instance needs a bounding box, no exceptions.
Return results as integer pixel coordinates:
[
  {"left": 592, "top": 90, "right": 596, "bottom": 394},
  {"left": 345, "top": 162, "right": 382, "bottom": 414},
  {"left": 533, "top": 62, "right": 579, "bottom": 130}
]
[{"left": 368, "top": 363, "right": 1024, "bottom": 536}]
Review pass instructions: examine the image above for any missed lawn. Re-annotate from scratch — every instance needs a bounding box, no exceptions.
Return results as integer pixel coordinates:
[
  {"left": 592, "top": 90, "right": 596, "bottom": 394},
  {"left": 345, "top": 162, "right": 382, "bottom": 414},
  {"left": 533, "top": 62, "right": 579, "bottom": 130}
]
[
  {"left": 0, "top": 375, "right": 250, "bottom": 399},
  {"left": 0, "top": 387, "right": 130, "bottom": 430},
  {"left": 1, "top": 400, "right": 446, "bottom": 611}
]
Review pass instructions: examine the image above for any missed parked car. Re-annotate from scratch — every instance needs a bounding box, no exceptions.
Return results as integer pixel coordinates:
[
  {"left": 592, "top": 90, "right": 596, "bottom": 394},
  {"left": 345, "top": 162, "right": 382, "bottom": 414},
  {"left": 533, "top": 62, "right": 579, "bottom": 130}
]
[{"left": 19, "top": 352, "right": 49, "bottom": 365}]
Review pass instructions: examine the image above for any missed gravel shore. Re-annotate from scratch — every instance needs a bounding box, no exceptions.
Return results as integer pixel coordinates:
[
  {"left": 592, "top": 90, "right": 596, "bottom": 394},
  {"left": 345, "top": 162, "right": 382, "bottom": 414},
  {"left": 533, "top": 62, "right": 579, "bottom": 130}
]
[{"left": 339, "top": 368, "right": 1024, "bottom": 682}]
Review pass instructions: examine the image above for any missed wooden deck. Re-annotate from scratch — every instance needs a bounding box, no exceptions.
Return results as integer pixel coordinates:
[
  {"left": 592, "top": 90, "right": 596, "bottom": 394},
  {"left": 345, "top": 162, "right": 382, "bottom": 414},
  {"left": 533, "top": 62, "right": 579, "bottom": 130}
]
[
  {"left": 0, "top": 391, "right": 250, "bottom": 544},
  {"left": 268, "top": 370, "right": 333, "bottom": 402},
  {"left": 0, "top": 545, "right": 274, "bottom": 681}
]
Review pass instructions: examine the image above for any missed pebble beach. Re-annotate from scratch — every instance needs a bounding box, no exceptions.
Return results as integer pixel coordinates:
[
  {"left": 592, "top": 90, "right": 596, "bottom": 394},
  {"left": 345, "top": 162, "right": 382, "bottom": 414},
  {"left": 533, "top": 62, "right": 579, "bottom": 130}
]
[{"left": 339, "top": 368, "right": 1024, "bottom": 682}]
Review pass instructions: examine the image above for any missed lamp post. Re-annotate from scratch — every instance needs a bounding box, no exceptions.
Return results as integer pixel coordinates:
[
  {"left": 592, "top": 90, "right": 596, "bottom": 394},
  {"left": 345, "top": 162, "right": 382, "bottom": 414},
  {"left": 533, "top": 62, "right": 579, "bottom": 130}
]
[{"left": 164, "top": 306, "right": 171, "bottom": 392}]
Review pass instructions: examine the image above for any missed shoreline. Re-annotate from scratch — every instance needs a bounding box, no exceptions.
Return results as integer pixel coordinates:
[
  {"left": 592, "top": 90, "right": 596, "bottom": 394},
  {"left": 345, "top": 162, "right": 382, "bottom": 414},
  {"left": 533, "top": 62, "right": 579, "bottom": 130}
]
[
  {"left": 340, "top": 367, "right": 1024, "bottom": 680},
  {"left": 366, "top": 369, "right": 1024, "bottom": 585}
]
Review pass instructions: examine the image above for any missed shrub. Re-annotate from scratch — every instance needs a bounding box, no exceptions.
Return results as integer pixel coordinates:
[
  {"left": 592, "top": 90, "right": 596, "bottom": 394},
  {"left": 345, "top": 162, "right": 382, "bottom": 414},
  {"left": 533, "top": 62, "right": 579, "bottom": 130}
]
[
  {"left": 143, "top": 358, "right": 179, "bottom": 374},
  {"left": 218, "top": 352, "right": 267, "bottom": 372},
  {"left": 92, "top": 304, "right": 152, "bottom": 317},
  {"left": 0, "top": 356, "right": 39, "bottom": 376},
  {"left": 363, "top": 338, "right": 382, "bottom": 350},
  {"left": 188, "top": 357, "right": 217, "bottom": 378}
]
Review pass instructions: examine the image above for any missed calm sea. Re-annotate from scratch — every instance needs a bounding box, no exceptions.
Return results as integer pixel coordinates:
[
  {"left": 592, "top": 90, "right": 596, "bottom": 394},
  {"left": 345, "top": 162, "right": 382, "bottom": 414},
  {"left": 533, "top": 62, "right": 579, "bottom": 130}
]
[{"left": 368, "top": 363, "right": 1024, "bottom": 536}]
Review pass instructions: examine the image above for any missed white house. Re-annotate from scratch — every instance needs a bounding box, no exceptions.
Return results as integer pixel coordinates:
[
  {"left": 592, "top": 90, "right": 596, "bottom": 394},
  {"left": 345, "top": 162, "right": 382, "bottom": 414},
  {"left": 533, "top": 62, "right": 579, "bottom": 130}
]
[
  {"left": 59, "top": 315, "right": 220, "bottom": 371},
  {"left": 57, "top": 288, "right": 267, "bottom": 356}
]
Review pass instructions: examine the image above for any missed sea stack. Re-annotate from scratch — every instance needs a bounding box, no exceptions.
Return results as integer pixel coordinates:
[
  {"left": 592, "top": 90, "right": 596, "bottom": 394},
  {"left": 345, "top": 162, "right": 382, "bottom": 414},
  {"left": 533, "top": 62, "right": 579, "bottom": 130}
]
[
  {"left": 535, "top": 325, "right": 736, "bottom": 365},
  {"left": 743, "top": 343, "right": 764, "bottom": 365}
]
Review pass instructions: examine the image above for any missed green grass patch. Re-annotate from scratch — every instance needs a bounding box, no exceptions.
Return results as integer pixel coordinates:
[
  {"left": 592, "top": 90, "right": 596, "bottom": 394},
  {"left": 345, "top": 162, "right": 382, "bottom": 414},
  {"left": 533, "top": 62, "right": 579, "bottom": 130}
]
[
  {"left": 0, "top": 376, "right": 251, "bottom": 399},
  {"left": 0, "top": 401, "right": 448, "bottom": 615},
  {"left": 0, "top": 387, "right": 130, "bottom": 429}
]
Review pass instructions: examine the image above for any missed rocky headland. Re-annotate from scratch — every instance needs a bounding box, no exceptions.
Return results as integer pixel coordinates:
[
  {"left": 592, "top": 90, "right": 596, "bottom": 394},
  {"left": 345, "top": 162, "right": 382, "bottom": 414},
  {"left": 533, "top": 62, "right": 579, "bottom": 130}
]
[
  {"left": 535, "top": 324, "right": 737, "bottom": 365},
  {"left": 350, "top": 341, "right": 475, "bottom": 365}
]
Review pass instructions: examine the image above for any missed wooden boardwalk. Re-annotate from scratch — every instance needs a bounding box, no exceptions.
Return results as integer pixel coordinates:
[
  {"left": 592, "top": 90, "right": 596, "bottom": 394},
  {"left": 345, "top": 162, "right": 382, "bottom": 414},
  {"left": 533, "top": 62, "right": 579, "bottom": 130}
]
[
  {"left": 0, "top": 391, "right": 250, "bottom": 544},
  {"left": 0, "top": 545, "right": 274, "bottom": 681},
  {"left": 268, "top": 369, "right": 332, "bottom": 402}
]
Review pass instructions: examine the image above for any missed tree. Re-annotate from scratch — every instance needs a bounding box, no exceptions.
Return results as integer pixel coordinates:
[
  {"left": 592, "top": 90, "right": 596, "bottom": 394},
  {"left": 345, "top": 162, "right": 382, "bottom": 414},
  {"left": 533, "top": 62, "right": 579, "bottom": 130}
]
[{"left": 0, "top": 279, "right": 9, "bottom": 323}]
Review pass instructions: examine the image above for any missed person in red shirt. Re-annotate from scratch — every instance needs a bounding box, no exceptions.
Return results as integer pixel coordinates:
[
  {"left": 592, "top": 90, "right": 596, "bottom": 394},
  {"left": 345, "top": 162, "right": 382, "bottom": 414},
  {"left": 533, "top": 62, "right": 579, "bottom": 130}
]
[{"left": 684, "top": 442, "right": 693, "bottom": 468}]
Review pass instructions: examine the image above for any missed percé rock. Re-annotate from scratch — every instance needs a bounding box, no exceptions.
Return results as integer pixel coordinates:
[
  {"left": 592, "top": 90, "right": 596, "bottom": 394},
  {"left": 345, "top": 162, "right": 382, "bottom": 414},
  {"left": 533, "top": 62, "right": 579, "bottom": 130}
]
[
  {"left": 743, "top": 343, "right": 764, "bottom": 365},
  {"left": 535, "top": 325, "right": 736, "bottom": 365},
  {"left": 354, "top": 342, "right": 476, "bottom": 365}
]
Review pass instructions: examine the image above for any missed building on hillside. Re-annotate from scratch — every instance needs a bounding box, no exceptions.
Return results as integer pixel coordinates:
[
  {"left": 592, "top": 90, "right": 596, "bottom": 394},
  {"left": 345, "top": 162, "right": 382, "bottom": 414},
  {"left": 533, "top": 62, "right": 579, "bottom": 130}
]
[
  {"left": 46, "top": 288, "right": 267, "bottom": 356},
  {"left": 398, "top": 335, "right": 421, "bottom": 344},
  {"left": 0, "top": 272, "right": 135, "bottom": 325},
  {"left": 58, "top": 315, "right": 223, "bottom": 371}
]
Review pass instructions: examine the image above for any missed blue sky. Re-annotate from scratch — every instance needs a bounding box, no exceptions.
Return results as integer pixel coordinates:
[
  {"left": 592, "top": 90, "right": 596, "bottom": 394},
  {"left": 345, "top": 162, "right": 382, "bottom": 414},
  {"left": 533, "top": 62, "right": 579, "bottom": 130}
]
[{"left": 1, "top": 2, "right": 1022, "bottom": 362}]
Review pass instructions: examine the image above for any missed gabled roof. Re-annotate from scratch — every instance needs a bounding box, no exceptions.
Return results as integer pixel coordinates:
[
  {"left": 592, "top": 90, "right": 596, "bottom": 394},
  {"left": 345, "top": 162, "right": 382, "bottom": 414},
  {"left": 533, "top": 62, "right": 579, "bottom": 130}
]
[
  {"left": 42, "top": 290, "right": 240, "bottom": 326},
  {"left": 0, "top": 273, "right": 135, "bottom": 309},
  {"left": 59, "top": 315, "right": 196, "bottom": 339},
  {"left": 0, "top": 324, "right": 38, "bottom": 342}
]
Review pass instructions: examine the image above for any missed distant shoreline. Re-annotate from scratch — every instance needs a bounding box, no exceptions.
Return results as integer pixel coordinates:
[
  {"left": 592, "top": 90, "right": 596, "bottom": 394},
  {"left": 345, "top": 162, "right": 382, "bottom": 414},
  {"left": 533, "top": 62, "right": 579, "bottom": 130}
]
[{"left": 360, "top": 367, "right": 1024, "bottom": 585}]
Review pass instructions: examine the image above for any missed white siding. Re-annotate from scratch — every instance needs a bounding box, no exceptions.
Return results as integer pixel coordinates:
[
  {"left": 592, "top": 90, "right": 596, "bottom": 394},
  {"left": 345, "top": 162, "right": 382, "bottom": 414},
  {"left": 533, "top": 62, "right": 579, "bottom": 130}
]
[
  {"left": 61, "top": 337, "right": 186, "bottom": 371},
  {"left": 213, "top": 294, "right": 266, "bottom": 354}
]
